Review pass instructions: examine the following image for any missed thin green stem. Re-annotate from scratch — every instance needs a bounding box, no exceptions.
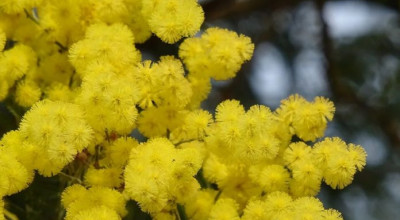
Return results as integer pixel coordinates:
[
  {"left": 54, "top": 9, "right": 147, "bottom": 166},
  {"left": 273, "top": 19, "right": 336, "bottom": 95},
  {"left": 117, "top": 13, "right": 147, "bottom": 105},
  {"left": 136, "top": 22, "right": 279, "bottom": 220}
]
[
  {"left": 5, "top": 105, "right": 21, "bottom": 125},
  {"left": 24, "top": 9, "right": 40, "bottom": 25},
  {"left": 214, "top": 190, "right": 222, "bottom": 202},
  {"left": 58, "top": 172, "right": 82, "bottom": 184},
  {"left": 177, "top": 204, "right": 188, "bottom": 220}
]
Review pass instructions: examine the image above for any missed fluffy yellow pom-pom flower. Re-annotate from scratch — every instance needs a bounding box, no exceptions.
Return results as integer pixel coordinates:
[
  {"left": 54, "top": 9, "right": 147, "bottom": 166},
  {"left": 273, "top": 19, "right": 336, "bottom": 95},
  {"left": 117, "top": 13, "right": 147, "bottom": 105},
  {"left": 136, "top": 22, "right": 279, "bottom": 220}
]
[
  {"left": 71, "top": 206, "right": 121, "bottom": 220},
  {"left": 19, "top": 100, "right": 93, "bottom": 176},
  {"left": 15, "top": 80, "right": 42, "bottom": 107},
  {"left": 0, "top": 154, "right": 34, "bottom": 196},
  {"left": 0, "top": 28, "right": 6, "bottom": 51},
  {"left": 180, "top": 27, "right": 254, "bottom": 80},
  {"left": 148, "top": 0, "right": 204, "bottom": 43},
  {"left": 209, "top": 198, "right": 240, "bottom": 220}
]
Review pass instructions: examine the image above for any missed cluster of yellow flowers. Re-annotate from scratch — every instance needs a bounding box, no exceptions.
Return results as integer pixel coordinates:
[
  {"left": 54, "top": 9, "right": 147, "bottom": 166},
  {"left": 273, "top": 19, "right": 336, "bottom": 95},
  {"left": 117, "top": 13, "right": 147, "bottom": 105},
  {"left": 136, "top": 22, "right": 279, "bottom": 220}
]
[
  {"left": 61, "top": 185, "right": 126, "bottom": 220},
  {"left": 0, "top": 1, "right": 366, "bottom": 220}
]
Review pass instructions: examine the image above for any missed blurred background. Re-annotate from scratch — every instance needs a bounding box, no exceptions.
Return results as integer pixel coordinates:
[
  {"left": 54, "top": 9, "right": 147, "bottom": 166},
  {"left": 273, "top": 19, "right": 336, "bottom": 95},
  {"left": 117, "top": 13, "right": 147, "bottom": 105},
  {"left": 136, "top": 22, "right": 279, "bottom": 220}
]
[
  {"left": 1, "top": 0, "right": 399, "bottom": 219},
  {"left": 198, "top": 0, "right": 400, "bottom": 219}
]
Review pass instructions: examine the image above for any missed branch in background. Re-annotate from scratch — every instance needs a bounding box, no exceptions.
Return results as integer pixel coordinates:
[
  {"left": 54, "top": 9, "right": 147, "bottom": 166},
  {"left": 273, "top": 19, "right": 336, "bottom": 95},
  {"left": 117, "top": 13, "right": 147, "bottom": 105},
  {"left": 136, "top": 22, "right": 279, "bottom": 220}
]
[
  {"left": 203, "top": 0, "right": 265, "bottom": 20},
  {"left": 315, "top": 0, "right": 400, "bottom": 149},
  {"left": 363, "top": 0, "right": 400, "bottom": 12},
  {"left": 203, "top": 0, "right": 400, "bottom": 22},
  {"left": 202, "top": 0, "right": 298, "bottom": 21}
]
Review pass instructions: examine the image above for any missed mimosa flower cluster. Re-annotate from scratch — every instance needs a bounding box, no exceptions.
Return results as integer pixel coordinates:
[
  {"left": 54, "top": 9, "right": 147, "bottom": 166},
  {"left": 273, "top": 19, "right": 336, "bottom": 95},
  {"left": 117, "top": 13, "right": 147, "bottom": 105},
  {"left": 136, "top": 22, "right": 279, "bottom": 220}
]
[{"left": 0, "top": 1, "right": 366, "bottom": 220}]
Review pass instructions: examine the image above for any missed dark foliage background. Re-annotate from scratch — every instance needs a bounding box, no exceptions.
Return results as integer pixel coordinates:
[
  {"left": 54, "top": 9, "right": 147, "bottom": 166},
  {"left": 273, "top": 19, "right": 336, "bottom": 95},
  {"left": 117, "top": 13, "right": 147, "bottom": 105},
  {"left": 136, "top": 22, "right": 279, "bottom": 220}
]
[{"left": 1, "top": 0, "right": 399, "bottom": 219}]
